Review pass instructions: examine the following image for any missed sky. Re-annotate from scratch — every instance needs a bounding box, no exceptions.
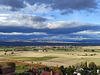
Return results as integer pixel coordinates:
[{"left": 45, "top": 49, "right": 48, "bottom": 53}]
[{"left": 0, "top": 0, "right": 100, "bottom": 42}]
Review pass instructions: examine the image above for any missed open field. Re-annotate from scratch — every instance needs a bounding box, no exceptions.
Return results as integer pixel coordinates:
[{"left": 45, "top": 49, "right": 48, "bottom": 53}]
[
  {"left": 0, "top": 56, "right": 57, "bottom": 61},
  {"left": 0, "top": 46, "right": 100, "bottom": 67}
]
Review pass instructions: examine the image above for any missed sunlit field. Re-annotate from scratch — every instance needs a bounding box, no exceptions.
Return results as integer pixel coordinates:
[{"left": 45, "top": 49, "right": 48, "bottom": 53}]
[{"left": 0, "top": 46, "right": 100, "bottom": 67}]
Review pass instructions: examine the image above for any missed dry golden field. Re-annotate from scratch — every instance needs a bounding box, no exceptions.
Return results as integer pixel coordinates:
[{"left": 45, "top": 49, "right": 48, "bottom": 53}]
[{"left": 0, "top": 46, "right": 100, "bottom": 67}]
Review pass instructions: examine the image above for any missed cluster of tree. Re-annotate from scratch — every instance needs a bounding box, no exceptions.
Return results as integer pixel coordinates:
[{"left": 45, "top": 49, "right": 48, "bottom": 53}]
[
  {"left": 0, "top": 46, "right": 82, "bottom": 52},
  {"left": 6, "top": 61, "right": 100, "bottom": 75},
  {"left": 59, "top": 62, "right": 100, "bottom": 75},
  {"left": 7, "top": 62, "right": 16, "bottom": 70},
  {"left": 84, "top": 49, "right": 95, "bottom": 52}
]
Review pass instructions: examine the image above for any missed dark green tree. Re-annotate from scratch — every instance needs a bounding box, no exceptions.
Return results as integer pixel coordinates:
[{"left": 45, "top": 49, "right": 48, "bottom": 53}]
[
  {"left": 89, "top": 62, "right": 96, "bottom": 70},
  {"left": 7, "top": 63, "right": 16, "bottom": 70},
  {"left": 65, "top": 66, "right": 74, "bottom": 75}
]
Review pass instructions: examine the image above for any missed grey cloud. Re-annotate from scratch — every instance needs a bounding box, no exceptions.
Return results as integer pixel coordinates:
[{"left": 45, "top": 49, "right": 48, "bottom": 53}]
[
  {"left": 26, "top": 0, "right": 97, "bottom": 10},
  {"left": 0, "top": 23, "right": 100, "bottom": 35},
  {"left": 0, "top": 20, "right": 100, "bottom": 41},
  {"left": 0, "top": 0, "right": 98, "bottom": 14},
  {"left": 8, "top": 14, "right": 48, "bottom": 22},
  {"left": 51, "top": 0, "right": 97, "bottom": 14},
  {"left": 31, "top": 16, "right": 47, "bottom": 22},
  {"left": 61, "top": 10, "right": 73, "bottom": 15},
  {"left": 0, "top": 14, "right": 100, "bottom": 35},
  {"left": 53, "top": 0, "right": 97, "bottom": 10},
  {"left": 0, "top": 14, "right": 48, "bottom": 29},
  {"left": 0, "top": 0, "right": 26, "bottom": 11}
]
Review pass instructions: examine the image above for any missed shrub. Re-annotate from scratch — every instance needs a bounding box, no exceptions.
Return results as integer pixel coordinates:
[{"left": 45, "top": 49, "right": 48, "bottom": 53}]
[
  {"left": 11, "top": 51, "right": 14, "bottom": 54},
  {"left": 6, "top": 62, "right": 16, "bottom": 70},
  {"left": 97, "top": 66, "right": 100, "bottom": 70},
  {"left": 80, "top": 61, "right": 87, "bottom": 68},
  {"left": 59, "top": 65, "right": 64, "bottom": 71},
  {"left": 89, "top": 62, "right": 96, "bottom": 70},
  {"left": 79, "top": 70, "right": 90, "bottom": 75},
  {"left": 18, "top": 73, "right": 23, "bottom": 75},
  {"left": 59, "top": 65, "right": 66, "bottom": 75},
  {"left": 65, "top": 66, "right": 74, "bottom": 75},
  {"left": 91, "top": 49, "right": 95, "bottom": 52}
]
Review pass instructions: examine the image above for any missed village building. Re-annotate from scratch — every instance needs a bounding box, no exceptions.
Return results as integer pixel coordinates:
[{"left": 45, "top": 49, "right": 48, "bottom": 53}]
[
  {"left": 41, "top": 70, "right": 61, "bottom": 75},
  {"left": 0, "top": 65, "right": 15, "bottom": 75},
  {"left": 48, "top": 50, "right": 54, "bottom": 52},
  {"left": 23, "top": 67, "right": 61, "bottom": 75},
  {"left": 42, "top": 46, "right": 53, "bottom": 48}
]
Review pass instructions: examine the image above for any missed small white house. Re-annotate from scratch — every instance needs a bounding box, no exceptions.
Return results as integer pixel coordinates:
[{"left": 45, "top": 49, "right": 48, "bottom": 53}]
[
  {"left": 38, "top": 50, "right": 43, "bottom": 52},
  {"left": 77, "top": 73, "right": 81, "bottom": 75},
  {"left": 97, "top": 69, "right": 100, "bottom": 74}
]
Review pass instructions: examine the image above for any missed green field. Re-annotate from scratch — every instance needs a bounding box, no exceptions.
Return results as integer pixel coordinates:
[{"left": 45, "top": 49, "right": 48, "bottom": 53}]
[{"left": 0, "top": 56, "right": 57, "bottom": 61}]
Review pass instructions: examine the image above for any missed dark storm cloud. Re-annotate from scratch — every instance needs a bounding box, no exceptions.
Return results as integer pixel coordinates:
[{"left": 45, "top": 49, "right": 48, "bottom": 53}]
[
  {"left": 42, "top": 0, "right": 98, "bottom": 14},
  {"left": 9, "top": 14, "right": 48, "bottom": 22},
  {"left": 0, "top": 22, "right": 100, "bottom": 41},
  {"left": 0, "top": 26, "right": 34, "bottom": 33},
  {"left": 51, "top": 0, "right": 97, "bottom": 10},
  {"left": 0, "top": 25, "right": 100, "bottom": 34},
  {"left": 0, "top": 0, "right": 98, "bottom": 14},
  {"left": 31, "top": 16, "right": 47, "bottom": 22},
  {"left": 44, "top": 25, "right": 100, "bottom": 34},
  {"left": 0, "top": 0, "right": 26, "bottom": 10}
]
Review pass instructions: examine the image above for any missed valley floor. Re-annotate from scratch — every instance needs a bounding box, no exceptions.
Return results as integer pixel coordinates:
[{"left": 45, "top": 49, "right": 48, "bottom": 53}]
[{"left": 0, "top": 50, "right": 100, "bottom": 67}]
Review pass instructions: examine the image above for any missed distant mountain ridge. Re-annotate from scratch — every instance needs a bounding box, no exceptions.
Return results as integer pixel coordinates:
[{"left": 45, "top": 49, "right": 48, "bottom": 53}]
[
  {"left": 0, "top": 41, "right": 100, "bottom": 46},
  {"left": 0, "top": 35, "right": 100, "bottom": 43}
]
